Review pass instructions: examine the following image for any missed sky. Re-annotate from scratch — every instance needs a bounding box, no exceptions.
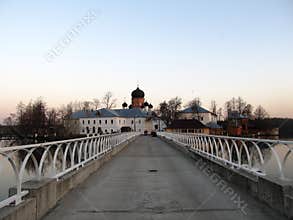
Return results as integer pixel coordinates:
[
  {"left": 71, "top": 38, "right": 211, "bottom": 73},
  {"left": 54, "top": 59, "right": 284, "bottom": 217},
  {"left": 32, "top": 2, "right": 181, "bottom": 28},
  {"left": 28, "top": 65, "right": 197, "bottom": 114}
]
[{"left": 0, "top": 0, "right": 293, "bottom": 122}]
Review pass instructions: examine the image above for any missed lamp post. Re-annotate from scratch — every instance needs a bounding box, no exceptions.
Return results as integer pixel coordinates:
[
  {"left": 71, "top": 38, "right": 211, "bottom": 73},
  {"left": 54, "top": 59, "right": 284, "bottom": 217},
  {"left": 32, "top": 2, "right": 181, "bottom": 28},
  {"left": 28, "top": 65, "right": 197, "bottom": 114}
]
[{"left": 133, "top": 115, "right": 137, "bottom": 132}]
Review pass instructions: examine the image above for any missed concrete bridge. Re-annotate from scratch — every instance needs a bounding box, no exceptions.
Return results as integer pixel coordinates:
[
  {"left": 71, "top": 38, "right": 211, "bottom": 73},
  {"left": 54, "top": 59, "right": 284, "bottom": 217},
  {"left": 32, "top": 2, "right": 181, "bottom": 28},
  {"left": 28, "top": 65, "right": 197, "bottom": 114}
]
[
  {"left": 42, "top": 136, "right": 288, "bottom": 220},
  {"left": 0, "top": 133, "right": 292, "bottom": 219}
]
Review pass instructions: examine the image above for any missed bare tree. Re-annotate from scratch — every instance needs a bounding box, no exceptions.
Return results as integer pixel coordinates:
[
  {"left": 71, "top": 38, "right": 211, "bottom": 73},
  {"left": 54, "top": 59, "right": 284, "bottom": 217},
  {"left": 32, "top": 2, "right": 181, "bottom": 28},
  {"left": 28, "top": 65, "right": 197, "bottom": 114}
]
[
  {"left": 82, "top": 101, "right": 93, "bottom": 111},
  {"left": 93, "top": 98, "right": 100, "bottom": 109},
  {"left": 72, "top": 101, "right": 83, "bottom": 112},
  {"left": 102, "top": 92, "right": 117, "bottom": 109},
  {"left": 3, "top": 114, "right": 16, "bottom": 126},
  {"left": 47, "top": 108, "right": 59, "bottom": 127},
  {"left": 254, "top": 105, "right": 269, "bottom": 119},
  {"left": 210, "top": 100, "right": 217, "bottom": 115},
  {"left": 168, "top": 97, "right": 182, "bottom": 122},
  {"left": 236, "top": 97, "right": 246, "bottom": 114},
  {"left": 58, "top": 104, "right": 73, "bottom": 121},
  {"left": 243, "top": 104, "right": 254, "bottom": 119},
  {"left": 230, "top": 97, "right": 237, "bottom": 112},
  {"left": 225, "top": 100, "right": 232, "bottom": 118},
  {"left": 225, "top": 97, "right": 250, "bottom": 118},
  {"left": 217, "top": 108, "right": 223, "bottom": 121}
]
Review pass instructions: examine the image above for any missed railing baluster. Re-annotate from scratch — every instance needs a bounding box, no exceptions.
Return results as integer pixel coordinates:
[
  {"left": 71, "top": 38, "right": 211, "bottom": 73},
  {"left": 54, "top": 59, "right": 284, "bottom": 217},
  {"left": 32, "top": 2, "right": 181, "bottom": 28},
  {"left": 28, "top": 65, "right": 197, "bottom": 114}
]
[
  {"left": 0, "top": 132, "right": 139, "bottom": 209},
  {"left": 158, "top": 131, "right": 292, "bottom": 181}
]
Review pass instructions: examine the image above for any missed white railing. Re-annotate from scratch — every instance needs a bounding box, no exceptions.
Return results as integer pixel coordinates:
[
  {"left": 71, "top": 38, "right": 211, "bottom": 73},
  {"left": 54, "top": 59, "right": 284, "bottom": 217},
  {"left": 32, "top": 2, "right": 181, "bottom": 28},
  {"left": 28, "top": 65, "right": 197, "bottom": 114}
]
[
  {"left": 158, "top": 132, "right": 293, "bottom": 181},
  {"left": 0, "top": 132, "right": 139, "bottom": 209}
]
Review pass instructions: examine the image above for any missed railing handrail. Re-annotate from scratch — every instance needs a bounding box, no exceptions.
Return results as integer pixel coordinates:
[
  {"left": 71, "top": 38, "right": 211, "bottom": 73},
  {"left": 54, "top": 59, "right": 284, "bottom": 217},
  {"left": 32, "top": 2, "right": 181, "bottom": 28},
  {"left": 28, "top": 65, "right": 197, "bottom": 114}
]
[
  {"left": 158, "top": 131, "right": 292, "bottom": 181},
  {"left": 0, "top": 133, "right": 125, "bottom": 152},
  {"left": 0, "top": 131, "right": 140, "bottom": 209},
  {"left": 170, "top": 132, "right": 293, "bottom": 145}
]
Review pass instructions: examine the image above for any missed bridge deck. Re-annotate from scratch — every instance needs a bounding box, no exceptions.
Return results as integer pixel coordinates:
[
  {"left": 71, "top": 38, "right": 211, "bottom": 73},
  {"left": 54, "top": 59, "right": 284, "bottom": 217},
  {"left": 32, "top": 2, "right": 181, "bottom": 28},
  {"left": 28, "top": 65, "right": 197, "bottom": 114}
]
[{"left": 43, "top": 136, "right": 285, "bottom": 220}]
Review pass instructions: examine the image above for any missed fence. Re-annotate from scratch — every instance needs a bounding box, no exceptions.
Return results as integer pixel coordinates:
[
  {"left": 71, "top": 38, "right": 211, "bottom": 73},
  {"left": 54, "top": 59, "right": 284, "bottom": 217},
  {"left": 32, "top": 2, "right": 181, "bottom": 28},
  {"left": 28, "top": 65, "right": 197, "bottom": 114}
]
[
  {"left": 0, "top": 132, "right": 139, "bottom": 209},
  {"left": 158, "top": 132, "right": 292, "bottom": 181}
]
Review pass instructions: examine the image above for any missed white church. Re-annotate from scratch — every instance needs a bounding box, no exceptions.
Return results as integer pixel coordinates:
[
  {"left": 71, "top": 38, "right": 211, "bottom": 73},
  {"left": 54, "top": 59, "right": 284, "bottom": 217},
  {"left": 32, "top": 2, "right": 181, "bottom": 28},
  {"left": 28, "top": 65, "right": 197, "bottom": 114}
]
[{"left": 66, "top": 87, "right": 166, "bottom": 136}]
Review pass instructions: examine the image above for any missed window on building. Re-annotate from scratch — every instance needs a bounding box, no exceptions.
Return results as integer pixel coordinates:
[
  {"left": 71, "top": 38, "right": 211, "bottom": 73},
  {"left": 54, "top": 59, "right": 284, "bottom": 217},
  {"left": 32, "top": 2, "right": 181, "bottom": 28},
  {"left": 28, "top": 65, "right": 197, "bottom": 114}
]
[
  {"left": 131, "top": 120, "right": 134, "bottom": 124},
  {"left": 88, "top": 120, "right": 90, "bottom": 124},
  {"left": 138, "top": 119, "right": 141, "bottom": 124},
  {"left": 93, "top": 127, "right": 96, "bottom": 133},
  {"left": 105, "top": 129, "right": 108, "bottom": 133},
  {"left": 93, "top": 120, "right": 96, "bottom": 124},
  {"left": 86, "top": 127, "right": 90, "bottom": 134},
  {"left": 82, "top": 120, "right": 85, "bottom": 124},
  {"left": 82, "top": 129, "right": 85, "bottom": 133},
  {"left": 111, "top": 129, "right": 113, "bottom": 133},
  {"left": 105, "top": 120, "right": 107, "bottom": 124},
  {"left": 99, "top": 120, "right": 101, "bottom": 124},
  {"left": 119, "top": 120, "right": 121, "bottom": 124},
  {"left": 111, "top": 120, "right": 114, "bottom": 124}
]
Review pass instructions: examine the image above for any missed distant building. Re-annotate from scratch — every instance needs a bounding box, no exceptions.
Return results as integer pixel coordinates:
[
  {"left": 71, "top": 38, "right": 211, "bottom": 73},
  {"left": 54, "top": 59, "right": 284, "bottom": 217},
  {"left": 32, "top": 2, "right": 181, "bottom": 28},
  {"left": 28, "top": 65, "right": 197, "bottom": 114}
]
[
  {"left": 226, "top": 111, "right": 249, "bottom": 136},
  {"left": 166, "top": 119, "right": 209, "bottom": 134},
  {"left": 66, "top": 87, "right": 166, "bottom": 136},
  {"left": 205, "top": 122, "right": 224, "bottom": 135},
  {"left": 178, "top": 105, "right": 217, "bottom": 125}
]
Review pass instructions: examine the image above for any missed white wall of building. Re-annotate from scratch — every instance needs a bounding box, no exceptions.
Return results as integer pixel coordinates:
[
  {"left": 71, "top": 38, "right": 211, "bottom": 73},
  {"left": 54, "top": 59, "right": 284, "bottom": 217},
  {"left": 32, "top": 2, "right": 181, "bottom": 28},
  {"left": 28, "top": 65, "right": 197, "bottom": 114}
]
[
  {"left": 75, "top": 117, "right": 158, "bottom": 135},
  {"left": 178, "top": 112, "right": 217, "bottom": 125}
]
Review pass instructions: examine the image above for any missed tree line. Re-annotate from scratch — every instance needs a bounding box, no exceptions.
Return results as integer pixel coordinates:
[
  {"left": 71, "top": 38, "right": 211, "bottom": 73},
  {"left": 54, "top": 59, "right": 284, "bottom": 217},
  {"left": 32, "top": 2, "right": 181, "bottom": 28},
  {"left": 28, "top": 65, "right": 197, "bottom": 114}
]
[
  {"left": 156, "top": 96, "right": 269, "bottom": 126},
  {"left": 2, "top": 91, "right": 117, "bottom": 140},
  {"left": 2, "top": 93, "right": 270, "bottom": 138}
]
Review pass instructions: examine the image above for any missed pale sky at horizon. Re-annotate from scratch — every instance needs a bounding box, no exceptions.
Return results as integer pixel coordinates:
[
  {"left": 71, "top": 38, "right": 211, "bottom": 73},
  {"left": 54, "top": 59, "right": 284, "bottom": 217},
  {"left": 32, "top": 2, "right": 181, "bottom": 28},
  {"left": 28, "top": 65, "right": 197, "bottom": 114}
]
[{"left": 0, "top": 0, "right": 293, "bottom": 122}]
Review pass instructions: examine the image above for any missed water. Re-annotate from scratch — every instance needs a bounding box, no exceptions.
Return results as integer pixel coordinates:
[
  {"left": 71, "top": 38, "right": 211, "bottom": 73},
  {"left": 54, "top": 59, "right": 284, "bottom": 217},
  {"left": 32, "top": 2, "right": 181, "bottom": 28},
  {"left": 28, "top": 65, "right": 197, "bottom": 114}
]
[
  {"left": 0, "top": 140, "right": 18, "bottom": 200},
  {"left": 263, "top": 139, "right": 293, "bottom": 180},
  {"left": 0, "top": 140, "right": 57, "bottom": 201}
]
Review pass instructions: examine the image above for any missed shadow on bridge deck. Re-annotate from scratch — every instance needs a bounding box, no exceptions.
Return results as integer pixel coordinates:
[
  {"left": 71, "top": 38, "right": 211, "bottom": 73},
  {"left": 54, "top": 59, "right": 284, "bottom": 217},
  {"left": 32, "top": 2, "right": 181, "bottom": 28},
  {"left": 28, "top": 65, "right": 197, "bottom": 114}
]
[{"left": 43, "top": 136, "right": 286, "bottom": 220}]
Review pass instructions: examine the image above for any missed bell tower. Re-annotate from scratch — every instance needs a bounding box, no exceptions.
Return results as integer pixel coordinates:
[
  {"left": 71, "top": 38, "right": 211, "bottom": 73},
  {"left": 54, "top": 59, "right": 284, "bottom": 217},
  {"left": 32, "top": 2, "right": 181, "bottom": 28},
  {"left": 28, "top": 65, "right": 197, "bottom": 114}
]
[{"left": 131, "top": 87, "right": 145, "bottom": 108}]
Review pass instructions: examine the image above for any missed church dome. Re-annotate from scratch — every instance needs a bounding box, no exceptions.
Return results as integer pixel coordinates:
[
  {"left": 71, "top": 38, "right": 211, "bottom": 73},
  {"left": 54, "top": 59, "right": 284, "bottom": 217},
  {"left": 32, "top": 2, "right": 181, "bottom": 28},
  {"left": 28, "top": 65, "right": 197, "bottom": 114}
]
[
  {"left": 131, "top": 87, "right": 145, "bottom": 98},
  {"left": 122, "top": 102, "right": 128, "bottom": 108}
]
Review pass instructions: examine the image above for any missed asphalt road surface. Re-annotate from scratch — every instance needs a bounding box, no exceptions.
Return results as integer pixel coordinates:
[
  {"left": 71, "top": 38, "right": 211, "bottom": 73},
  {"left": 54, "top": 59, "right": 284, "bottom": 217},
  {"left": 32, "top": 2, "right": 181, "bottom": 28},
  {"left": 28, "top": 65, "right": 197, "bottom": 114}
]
[{"left": 43, "top": 136, "right": 286, "bottom": 220}]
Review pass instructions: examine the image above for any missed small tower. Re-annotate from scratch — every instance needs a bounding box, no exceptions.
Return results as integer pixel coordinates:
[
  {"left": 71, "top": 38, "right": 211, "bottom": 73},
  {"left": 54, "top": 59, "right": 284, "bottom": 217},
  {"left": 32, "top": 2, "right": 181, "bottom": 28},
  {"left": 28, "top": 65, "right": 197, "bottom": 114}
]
[
  {"left": 131, "top": 87, "right": 145, "bottom": 108},
  {"left": 122, "top": 102, "right": 128, "bottom": 109}
]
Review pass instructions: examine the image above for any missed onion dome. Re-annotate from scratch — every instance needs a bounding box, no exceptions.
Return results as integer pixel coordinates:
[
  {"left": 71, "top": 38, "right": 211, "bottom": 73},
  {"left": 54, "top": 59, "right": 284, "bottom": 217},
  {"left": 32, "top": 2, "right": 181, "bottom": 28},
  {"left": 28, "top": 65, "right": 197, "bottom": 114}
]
[
  {"left": 122, "top": 102, "right": 128, "bottom": 108},
  {"left": 148, "top": 103, "right": 153, "bottom": 109},
  {"left": 131, "top": 87, "right": 145, "bottom": 98},
  {"left": 144, "top": 101, "right": 149, "bottom": 107}
]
